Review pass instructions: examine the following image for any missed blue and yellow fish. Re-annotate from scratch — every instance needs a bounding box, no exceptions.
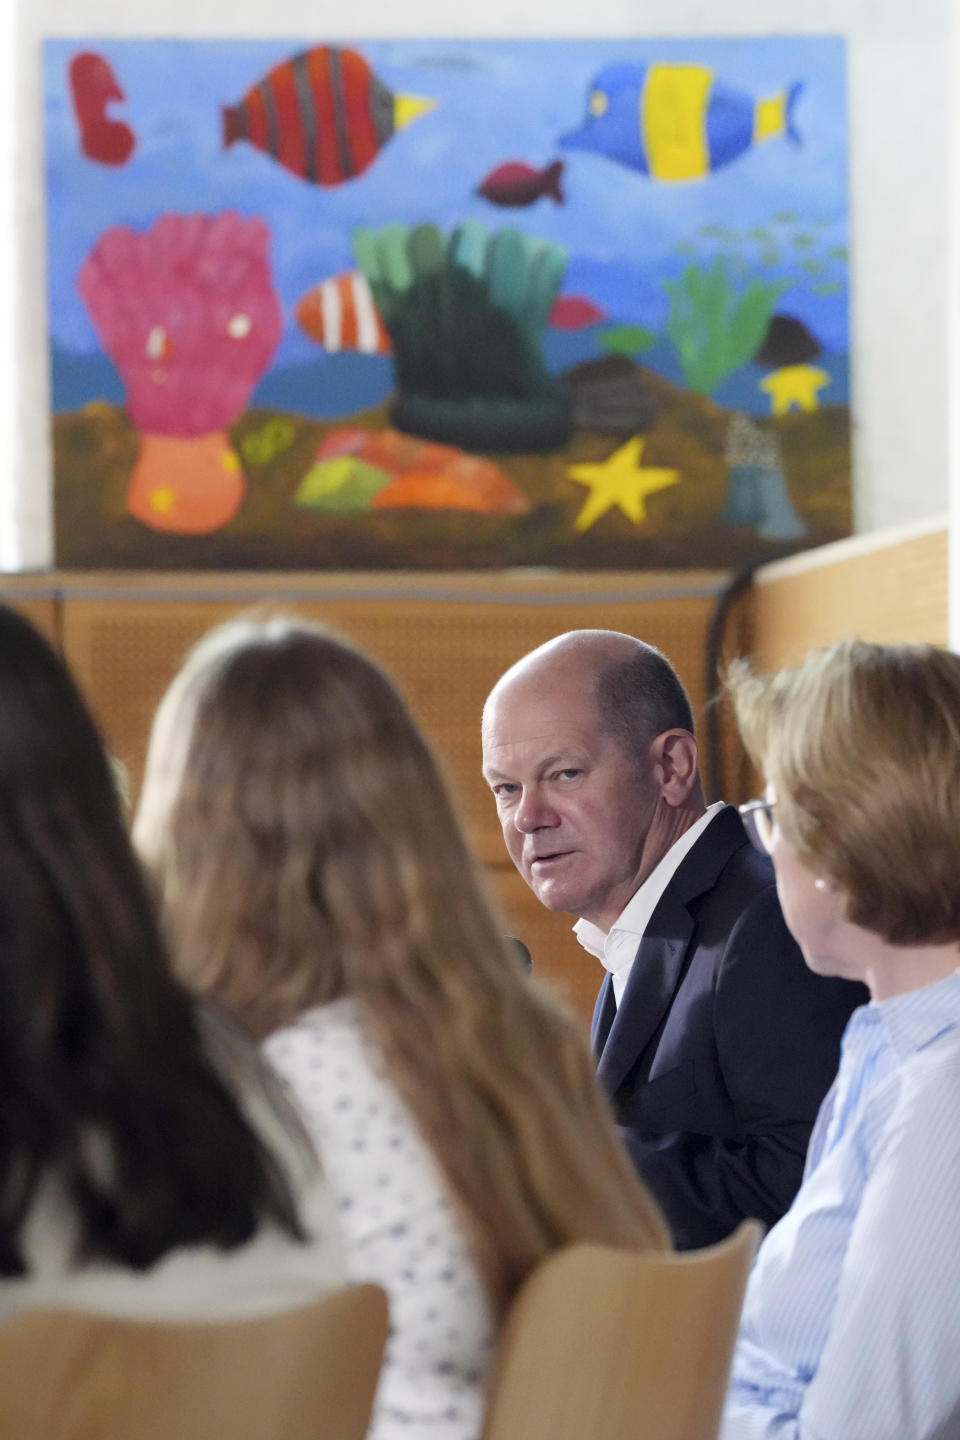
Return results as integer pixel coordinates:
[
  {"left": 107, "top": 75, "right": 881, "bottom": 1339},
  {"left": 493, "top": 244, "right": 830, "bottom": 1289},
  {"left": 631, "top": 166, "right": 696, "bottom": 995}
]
[{"left": 559, "top": 62, "right": 802, "bottom": 182}]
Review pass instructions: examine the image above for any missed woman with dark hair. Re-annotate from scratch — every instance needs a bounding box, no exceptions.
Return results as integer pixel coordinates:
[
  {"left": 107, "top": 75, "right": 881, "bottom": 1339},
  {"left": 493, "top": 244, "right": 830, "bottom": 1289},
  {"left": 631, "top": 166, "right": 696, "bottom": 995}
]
[
  {"left": 722, "top": 638, "right": 960, "bottom": 1439},
  {"left": 0, "top": 603, "right": 343, "bottom": 1318},
  {"left": 135, "top": 615, "right": 668, "bottom": 1440}
]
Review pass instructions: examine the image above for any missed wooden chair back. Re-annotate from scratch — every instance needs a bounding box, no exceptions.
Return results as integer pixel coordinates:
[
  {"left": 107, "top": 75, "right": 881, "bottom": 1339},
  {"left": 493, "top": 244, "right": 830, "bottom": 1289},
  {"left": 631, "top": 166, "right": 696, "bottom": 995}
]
[
  {"left": 481, "top": 1221, "right": 761, "bottom": 1440},
  {"left": 0, "top": 1282, "right": 388, "bottom": 1440}
]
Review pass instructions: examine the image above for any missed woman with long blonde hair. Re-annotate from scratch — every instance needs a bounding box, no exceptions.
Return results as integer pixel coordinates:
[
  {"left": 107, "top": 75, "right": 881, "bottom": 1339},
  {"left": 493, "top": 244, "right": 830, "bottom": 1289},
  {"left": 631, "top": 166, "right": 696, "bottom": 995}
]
[{"left": 135, "top": 615, "right": 667, "bottom": 1440}]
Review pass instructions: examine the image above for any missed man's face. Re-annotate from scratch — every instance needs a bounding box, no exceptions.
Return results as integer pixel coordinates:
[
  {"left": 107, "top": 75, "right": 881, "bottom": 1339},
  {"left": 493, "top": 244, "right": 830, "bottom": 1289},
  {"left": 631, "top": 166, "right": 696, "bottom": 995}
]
[{"left": 482, "top": 669, "right": 662, "bottom": 932}]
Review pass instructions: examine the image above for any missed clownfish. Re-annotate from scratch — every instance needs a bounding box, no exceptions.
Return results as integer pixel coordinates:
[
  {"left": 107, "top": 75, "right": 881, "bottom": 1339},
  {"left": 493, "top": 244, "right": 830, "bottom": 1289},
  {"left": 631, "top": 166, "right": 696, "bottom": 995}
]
[
  {"left": 560, "top": 62, "right": 802, "bottom": 183},
  {"left": 296, "top": 271, "right": 392, "bottom": 355}
]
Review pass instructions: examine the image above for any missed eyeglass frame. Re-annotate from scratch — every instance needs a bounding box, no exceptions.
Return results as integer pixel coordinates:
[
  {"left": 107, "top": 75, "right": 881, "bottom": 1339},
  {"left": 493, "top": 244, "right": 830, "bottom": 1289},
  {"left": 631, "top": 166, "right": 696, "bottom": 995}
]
[{"left": 738, "top": 796, "right": 777, "bottom": 855}]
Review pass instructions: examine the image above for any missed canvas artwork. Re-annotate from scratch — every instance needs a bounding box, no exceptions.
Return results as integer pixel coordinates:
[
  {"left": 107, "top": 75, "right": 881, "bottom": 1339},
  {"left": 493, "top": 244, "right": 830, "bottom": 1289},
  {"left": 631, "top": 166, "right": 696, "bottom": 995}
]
[{"left": 45, "top": 36, "right": 851, "bottom": 569}]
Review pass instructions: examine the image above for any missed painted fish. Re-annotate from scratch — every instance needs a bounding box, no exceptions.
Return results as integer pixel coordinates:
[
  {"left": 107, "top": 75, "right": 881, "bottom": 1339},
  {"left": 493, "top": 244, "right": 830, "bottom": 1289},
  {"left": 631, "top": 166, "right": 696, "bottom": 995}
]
[
  {"left": 296, "top": 271, "right": 392, "bottom": 354},
  {"left": 548, "top": 294, "right": 606, "bottom": 330},
  {"left": 69, "top": 51, "right": 135, "bottom": 166},
  {"left": 223, "top": 45, "right": 434, "bottom": 186},
  {"left": 560, "top": 63, "right": 802, "bottom": 182},
  {"left": 477, "top": 159, "right": 564, "bottom": 207}
]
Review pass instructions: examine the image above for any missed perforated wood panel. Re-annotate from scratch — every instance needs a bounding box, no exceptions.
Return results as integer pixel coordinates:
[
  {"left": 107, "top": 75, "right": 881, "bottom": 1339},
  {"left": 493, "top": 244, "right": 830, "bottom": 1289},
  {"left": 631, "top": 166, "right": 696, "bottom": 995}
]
[
  {"left": 0, "top": 581, "right": 59, "bottom": 643},
  {"left": 748, "top": 521, "right": 948, "bottom": 670},
  {"left": 57, "top": 570, "right": 727, "bottom": 1025},
  {"left": 487, "top": 862, "right": 607, "bottom": 1022}
]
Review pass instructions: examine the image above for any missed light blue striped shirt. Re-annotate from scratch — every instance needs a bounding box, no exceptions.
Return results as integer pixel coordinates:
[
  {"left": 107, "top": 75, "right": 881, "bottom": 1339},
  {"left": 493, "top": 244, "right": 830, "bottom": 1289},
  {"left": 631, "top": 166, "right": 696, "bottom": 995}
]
[{"left": 722, "top": 969, "right": 960, "bottom": 1440}]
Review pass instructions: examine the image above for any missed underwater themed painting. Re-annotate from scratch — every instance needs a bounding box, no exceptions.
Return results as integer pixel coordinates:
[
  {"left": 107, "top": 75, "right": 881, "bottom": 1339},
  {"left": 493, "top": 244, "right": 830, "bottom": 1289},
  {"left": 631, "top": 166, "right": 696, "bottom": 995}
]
[{"left": 45, "top": 36, "right": 851, "bottom": 569}]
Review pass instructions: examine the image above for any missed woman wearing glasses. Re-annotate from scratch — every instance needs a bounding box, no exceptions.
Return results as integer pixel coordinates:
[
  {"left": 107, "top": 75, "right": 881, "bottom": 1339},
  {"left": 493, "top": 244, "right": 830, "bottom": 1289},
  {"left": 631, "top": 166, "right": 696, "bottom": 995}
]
[{"left": 723, "top": 637, "right": 960, "bottom": 1440}]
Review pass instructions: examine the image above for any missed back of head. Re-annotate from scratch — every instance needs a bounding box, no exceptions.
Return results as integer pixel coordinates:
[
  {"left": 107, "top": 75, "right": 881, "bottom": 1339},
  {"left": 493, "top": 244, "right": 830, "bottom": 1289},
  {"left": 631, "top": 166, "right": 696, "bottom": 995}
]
[
  {"left": 137, "top": 615, "right": 488, "bottom": 1034},
  {"left": 0, "top": 604, "right": 298, "bottom": 1275},
  {"left": 729, "top": 637, "right": 960, "bottom": 945},
  {"left": 139, "top": 616, "right": 669, "bottom": 1305}
]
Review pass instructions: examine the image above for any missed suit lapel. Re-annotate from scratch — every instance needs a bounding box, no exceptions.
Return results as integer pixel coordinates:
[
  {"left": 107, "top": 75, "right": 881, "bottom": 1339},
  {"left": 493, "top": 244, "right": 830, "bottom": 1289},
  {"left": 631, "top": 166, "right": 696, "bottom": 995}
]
[
  {"left": 594, "top": 806, "right": 748, "bottom": 1096},
  {"left": 596, "top": 889, "right": 693, "bottom": 1094},
  {"left": 591, "top": 973, "right": 617, "bottom": 1057}
]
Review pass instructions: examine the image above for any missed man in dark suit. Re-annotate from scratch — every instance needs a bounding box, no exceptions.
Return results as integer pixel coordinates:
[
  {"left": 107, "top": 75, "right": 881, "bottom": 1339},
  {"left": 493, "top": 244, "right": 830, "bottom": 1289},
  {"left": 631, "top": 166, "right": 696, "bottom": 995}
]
[{"left": 481, "top": 629, "right": 864, "bottom": 1249}]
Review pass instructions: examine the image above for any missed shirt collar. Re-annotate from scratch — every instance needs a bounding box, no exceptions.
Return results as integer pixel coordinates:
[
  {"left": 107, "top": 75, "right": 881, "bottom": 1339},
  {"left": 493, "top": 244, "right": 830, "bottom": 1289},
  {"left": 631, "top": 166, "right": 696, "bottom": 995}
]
[
  {"left": 846, "top": 968, "right": 960, "bottom": 1062},
  {"left": 574, "top": 802, "right": 726, "bottom": 971}
]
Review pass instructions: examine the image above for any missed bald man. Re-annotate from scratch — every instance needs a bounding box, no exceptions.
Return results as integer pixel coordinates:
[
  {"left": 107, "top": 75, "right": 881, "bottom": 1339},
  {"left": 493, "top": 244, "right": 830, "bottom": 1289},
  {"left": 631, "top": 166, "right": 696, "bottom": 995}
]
[{"left": 482, "top": 631, "right": 864, "bottom": 1248}]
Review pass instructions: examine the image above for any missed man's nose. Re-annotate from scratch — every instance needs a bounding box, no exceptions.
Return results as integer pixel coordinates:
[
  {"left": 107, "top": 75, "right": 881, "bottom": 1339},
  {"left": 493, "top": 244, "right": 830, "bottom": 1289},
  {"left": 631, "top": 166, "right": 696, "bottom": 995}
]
[{"left": 513, "top": 787, "right": 558, "bottom": 833}]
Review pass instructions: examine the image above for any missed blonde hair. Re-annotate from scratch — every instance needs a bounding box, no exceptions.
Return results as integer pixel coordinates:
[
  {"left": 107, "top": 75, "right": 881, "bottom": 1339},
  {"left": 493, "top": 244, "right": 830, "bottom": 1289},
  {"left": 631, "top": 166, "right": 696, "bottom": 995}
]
[
  {"left": 728, "top": 637, "right": 960, "bottom": 944},
  {"left": 136, "top": 617, "right": 668, "bottom": 1306}
]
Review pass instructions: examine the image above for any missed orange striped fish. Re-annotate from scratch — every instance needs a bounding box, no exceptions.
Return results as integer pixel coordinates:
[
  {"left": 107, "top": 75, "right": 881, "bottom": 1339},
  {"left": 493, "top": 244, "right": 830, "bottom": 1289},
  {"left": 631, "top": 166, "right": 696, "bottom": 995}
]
[
  {"left": 223, "top": 45, "right": 433, "bottom": 186},
  {"left": 296, "top": 271, "right": 392, "bottom": 354}
]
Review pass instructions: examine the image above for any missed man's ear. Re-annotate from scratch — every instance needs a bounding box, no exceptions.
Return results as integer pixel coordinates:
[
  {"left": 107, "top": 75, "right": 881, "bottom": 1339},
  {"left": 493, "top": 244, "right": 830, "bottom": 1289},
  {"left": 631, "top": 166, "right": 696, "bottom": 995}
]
[{"left": 650, "top": 730, "right": 700, "bottom": 806}]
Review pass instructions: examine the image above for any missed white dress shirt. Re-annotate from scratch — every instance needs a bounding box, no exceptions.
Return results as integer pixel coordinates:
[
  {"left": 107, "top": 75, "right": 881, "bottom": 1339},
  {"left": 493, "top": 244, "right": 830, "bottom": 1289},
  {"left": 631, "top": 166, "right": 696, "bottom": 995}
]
[
  {"left": 722, "top": 968, "right": 960, "bottom": 1440},
  {"left": 574, "top": 803, "right": 726, "bottom": 1006}
]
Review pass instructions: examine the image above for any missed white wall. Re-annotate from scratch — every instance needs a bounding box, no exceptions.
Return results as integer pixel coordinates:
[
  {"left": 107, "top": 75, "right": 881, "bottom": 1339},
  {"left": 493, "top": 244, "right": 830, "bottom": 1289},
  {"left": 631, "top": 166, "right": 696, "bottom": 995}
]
[
  {"left": 950, "top": 0, "right": 960, "bottom": 651},
  {"left": 3, "top": 0, "right": 951, "bottom": 570}
]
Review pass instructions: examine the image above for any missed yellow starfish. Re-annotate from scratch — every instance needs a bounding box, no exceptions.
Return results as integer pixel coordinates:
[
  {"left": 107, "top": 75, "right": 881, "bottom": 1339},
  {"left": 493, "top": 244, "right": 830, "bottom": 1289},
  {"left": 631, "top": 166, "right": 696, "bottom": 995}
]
[
  {"left": 759, "top": 364, "right": 830, "bottom": 416},
  {"left": 566, "top": 437, "right": 680, "bottom": 533}
]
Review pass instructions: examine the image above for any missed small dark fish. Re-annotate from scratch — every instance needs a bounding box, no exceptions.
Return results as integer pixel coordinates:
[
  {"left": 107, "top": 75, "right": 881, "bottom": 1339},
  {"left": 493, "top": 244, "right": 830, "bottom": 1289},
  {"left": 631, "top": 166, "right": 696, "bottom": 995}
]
[
  {"left": 753, "top": 313, "right": 821, "bottom": 368},
  {"left": 477, "top": 158, "right": 564, "bottom": 208}
]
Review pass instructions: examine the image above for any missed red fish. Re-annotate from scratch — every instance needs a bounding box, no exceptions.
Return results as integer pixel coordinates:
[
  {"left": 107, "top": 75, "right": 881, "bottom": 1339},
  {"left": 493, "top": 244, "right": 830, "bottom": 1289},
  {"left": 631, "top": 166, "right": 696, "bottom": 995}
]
[
  {"left": 223, "top": 46, "right": 433, "bottom": 186},
  {"left": 476, "top": 159, "right": 564, "bottom": 208},
  {"left": 549, "top": 294, "right": 607, "bottom": 330},
  {"left": 69, "top": 51, "right": 135, "bottom": 167}
]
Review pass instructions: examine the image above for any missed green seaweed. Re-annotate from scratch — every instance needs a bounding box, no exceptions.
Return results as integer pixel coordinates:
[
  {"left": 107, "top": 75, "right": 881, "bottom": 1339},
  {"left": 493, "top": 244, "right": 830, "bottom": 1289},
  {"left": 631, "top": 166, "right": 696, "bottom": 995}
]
[
  {"left": 352, "top": 221, "right": 571, "bottom": 450},
  {"left": 663, "top": 258, "right": 785, "bottom": 397},
  {"left": 596, "top": 323, "right": 657, "bottom": 356}
]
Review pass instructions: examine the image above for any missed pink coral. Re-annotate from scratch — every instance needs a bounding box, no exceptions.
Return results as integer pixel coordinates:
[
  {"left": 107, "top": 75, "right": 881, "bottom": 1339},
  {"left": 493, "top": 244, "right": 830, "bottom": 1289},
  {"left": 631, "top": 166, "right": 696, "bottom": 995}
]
[{"left": 77, "top": 212, "right": 282, "bottom": 437}]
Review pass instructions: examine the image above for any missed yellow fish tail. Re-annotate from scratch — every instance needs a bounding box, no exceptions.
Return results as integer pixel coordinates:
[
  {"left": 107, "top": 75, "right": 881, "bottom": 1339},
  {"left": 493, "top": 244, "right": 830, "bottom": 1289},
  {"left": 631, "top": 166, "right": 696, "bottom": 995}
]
[{"left": 753, "top": 90, "right": 787, "bottom": 145}]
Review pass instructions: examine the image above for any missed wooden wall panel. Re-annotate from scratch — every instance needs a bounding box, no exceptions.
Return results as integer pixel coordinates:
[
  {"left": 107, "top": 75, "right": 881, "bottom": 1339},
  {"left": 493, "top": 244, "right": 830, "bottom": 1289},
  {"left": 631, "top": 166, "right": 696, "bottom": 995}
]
[
  {"left": 488, "top": 863, "right": 603, "bottom": 1024},
  {"left": 748, "top": 520, "right": 948, "bottom": 670},
  {"left": 56, "top": 572, "right": 727, "bottom": 856},
  {"left": 0, "top": 580, "right": 59, "bottom": 644},
  {"left": 705, "top": 520, "right": 951, "bottom": 810}
]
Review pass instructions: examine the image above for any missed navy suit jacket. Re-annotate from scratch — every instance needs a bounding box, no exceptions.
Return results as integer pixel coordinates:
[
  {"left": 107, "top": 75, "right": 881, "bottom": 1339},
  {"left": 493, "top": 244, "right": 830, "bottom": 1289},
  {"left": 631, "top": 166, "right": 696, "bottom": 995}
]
[{"left": 591, "top": 805, "right": 865, "bottom": 1250}]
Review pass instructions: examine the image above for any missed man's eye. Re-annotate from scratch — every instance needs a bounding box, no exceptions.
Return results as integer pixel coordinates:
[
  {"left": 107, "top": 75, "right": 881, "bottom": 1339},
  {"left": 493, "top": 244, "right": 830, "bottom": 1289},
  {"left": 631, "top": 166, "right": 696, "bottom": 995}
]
[
  {"left": 557, "top": 769, "right": 581, "bottom": 780},
  {"left": 493, "top": 782, "right": 518, "bottom": 797}
]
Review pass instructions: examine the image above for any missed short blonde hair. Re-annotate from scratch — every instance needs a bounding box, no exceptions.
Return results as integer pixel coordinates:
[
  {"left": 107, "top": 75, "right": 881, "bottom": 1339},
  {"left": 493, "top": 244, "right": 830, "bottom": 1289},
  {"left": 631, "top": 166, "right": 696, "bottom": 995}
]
[{"left": 728, "top": 637, "right": 960, "bottom": 944}]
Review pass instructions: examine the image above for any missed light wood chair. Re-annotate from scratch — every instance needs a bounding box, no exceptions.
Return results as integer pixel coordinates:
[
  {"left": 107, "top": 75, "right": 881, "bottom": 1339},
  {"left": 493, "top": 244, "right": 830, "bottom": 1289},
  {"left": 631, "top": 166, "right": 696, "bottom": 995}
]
[
  {"left": 481, "top": 1221, "right": 761, "bottom": 1440},
  {"left": 0, "top": 1281, "right": 389, "bottom": 1440}
]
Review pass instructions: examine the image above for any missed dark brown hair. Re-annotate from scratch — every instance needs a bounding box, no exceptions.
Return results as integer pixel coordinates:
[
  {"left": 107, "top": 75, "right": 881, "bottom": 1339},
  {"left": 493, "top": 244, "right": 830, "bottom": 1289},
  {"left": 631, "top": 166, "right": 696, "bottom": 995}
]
[{"left": 0, "top": 603, "right": 302, "bottom": 1275}]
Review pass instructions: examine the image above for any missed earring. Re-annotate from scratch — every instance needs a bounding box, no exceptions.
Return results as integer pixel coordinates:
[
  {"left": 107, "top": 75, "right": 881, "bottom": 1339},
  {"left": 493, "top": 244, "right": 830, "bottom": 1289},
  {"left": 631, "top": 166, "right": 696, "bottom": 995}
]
[{"left": 813, "top": 878, "right": 829, "bottom": 891}]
